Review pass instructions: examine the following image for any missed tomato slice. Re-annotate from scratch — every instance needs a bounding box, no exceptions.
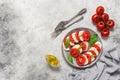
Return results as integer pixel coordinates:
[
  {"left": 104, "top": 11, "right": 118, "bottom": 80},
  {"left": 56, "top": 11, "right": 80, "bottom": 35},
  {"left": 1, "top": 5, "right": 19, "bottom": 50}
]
[
  {"left": 89, "top": 50, "right": 97, "bottom": 58},
  {"left": 70, "top": 48, "right": 79, "bottom": 58},
  {"left": 82, "top": 31, "right": 90, "bottom": 41},
  {"left": 85, "top": 54, "right": 91, "bottom": 64},
  {"left": 76, "top": 55, "right": 86, "bottom": 66},
  {"left": 75, "top": 30, "right": 80, "bottom": 41},
  {"left": 92, "top": 44, "right": 101, "bottom": 53},
  {"left": 63, "top": 37, "right": 66, "bottom": 44},
  {"left": 69, "top": 33, "right": 75, "bottom": 44},
  {"left": 79, "top": 42, "right": 87, "bottom": 52}
]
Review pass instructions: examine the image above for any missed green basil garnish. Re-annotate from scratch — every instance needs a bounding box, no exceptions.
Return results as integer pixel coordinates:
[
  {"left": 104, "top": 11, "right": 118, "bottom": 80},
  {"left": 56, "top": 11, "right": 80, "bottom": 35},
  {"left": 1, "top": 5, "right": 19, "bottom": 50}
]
[
  {"left": 67, "top": 54, "right": 73, "bottom": 64},
  {"left": 89, "top": 34, "right": 98, "bottom": 46},
  {"left": 78, "top": 46, "right": 82, "bottom": 50},
  {"left": 65, "top": 39, "right": 70, "bottom": 48}
]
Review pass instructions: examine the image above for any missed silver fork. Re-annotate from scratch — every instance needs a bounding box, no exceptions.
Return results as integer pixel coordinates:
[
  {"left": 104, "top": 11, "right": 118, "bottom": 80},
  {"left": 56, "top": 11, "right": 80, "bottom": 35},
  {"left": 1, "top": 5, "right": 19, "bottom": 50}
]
[{"left": 51, "top": 8, "right": 87, "bottom": 38}]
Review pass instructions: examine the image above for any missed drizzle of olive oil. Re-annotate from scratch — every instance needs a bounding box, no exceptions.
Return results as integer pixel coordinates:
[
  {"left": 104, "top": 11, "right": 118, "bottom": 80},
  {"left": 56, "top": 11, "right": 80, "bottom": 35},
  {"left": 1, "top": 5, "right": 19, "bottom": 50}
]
[{"left": 46, "top": 54, "right": 60, "bottom": 67}]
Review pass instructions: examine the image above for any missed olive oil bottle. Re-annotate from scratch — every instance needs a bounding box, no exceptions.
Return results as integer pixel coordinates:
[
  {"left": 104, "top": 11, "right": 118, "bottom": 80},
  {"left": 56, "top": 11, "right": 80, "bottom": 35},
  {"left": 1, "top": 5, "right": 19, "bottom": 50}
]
[{"left": 46, "top": 54, "right": 60, "bottom": 68}]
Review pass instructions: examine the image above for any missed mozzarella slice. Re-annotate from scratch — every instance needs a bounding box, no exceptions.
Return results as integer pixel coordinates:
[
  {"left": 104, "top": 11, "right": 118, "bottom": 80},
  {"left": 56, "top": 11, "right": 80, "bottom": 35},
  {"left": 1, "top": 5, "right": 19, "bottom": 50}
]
[
  {"left": 79, "top": 31, "right": 84, "bottom": 41},
  {"left": 72, "top": 44, "right": 79, "bottom": 48},
  {"left": 86, "top": 52, "right": 95, "bottom": 61},
  {"left": 95, "top": 41, "right": 102, "bottom": 49},
  {"left": 83, "top": 54, "right": 88, "bottom": 65},
  {"left": 72, "top": 44, "right": 82, "bottom": 54},
  {"left": 63, "top": 36, "right": 71, "bottom": 51},
  {"left": 89, "top": 47, "right": 99, "bottom": 56},
  {"left": 72, "top": 32, "right": 79, "bottom": 43},
  {"left": 62, "top": 43, "right": 70, "bottom": 51},
  {"left": 66, "top": 36, "right": 74, "bottom": 46},
  {"left": 84, "top": 41, "right": 89, "bottom": 51}
]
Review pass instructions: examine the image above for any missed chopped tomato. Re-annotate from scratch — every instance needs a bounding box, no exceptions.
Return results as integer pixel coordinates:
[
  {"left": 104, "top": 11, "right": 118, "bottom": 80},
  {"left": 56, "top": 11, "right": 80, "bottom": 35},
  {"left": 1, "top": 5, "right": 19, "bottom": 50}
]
[
  {"left": 75, "top": 30, "right": 80, "bottom": 41},
  {"left": 89, "top": 50, "right": 97, "bottom": 58},
  {"left": 70, "top": 48, "right": 80, "bottom": 58},
  {"left": 85, "top": 54, "right": 91, "bottom": 63},
  {"left": 92, "top": 44, "right": 101, "bottom": 53},
  {"left": 79, "top": 42, "right": 87, "bottom": 52},
  {"left": 82, "top": 31, "right": 90, "bottom": 41},
  {"left": 69, "top": 33, "right": 75, "bottom": 44},
  {"left": 76, "top": 55, "right": 86, "bottom": 66}
]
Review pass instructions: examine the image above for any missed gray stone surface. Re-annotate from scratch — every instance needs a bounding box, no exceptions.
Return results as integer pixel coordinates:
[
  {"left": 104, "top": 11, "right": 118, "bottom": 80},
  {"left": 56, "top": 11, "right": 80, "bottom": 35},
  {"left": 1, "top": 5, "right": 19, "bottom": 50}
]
[{"left": 0, "top": 0, "right": 120, "bottom": 80}]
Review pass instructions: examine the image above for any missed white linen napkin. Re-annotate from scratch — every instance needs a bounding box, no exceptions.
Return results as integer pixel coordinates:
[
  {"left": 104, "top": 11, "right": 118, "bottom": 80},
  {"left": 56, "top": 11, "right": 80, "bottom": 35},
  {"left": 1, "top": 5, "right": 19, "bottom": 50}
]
[{"left": 66, "top": 43, "right": 120, "bottom": 80}]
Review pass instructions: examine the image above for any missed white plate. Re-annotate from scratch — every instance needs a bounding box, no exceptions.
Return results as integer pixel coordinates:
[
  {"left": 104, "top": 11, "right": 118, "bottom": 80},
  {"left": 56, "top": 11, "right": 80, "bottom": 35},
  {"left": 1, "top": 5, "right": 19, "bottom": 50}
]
[{"left": 62, "top": 28, "right": 103, "bottom": 69}]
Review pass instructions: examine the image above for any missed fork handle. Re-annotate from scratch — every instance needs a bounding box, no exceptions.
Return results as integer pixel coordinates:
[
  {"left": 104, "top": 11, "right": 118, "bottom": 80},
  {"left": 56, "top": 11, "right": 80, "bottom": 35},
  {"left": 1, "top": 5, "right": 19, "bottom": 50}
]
[
  {"left": 62, "top": 16, "right": 84, "bottom": 30},
  {"left": 67, "top": 8, "right": 87, "bottom": 23}
]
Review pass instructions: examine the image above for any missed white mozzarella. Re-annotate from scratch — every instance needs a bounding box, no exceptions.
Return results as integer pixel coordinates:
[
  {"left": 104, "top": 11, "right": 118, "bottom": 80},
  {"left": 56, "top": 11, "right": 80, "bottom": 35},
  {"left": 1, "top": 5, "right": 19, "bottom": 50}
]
[
  {"left": 83, "top": 54, "right": 88, "bottom": 65},
  {"left": 66, "top": 36, "right": 74, "bottom": 46},
  {"left": 89, "top": 47, "right": 99, "bottom": 56},
  {"left": 70, "top": 42, "right": 74, "bottom": 46},
  {"left": 63, "top": 36, "right": 70, "bottom": 51},
  {"left": 79, "top": 31, "right": 84, "bottom": 41},
  {"left": 73, "top": 44, "right": 80, "bottom": 48},
  {"left": 67, "top": 36, "right": 74, "bottom": 46},
  {"left": 62, "top": 43, "right": 70, "bottom": 51},
  {"left": 86, "top": 52, "right": 95, "bottom": 61},
  {"left": 72, "top": 32, "right": 79, "bottom": 43},
  {"left": 72, "top": 44, "right": 82, "bottom": 54},
  {"left": 95, "top": 41, "right": 102, "bottom": 49},
  {"left": 84, "top": 41, "right": 89, "bottom": 51},
  {"left": 79, "top": 48, "right": 83, "bottom": 54}
]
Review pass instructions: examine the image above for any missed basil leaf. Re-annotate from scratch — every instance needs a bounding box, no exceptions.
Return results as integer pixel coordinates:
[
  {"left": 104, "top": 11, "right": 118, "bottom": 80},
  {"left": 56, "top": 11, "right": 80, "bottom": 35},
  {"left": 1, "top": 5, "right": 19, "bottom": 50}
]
[
  {"left": 67, "top": 54, "right": 73, "bottom": 64},
  {"left": 89, "top": 34, "right": 98, "bottom": 46},
  {"left": 78, "top": 46, "right": 82, "bottom": 50},
  {"left": 65, "top": 39, "right": 70, "bottom": 48}
]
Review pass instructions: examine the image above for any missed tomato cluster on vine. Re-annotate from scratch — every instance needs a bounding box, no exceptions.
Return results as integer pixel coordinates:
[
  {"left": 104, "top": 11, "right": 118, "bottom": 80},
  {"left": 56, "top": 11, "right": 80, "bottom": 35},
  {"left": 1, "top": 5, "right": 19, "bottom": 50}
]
[{"left": 92, "top": 6, "right": 115, "bottom": 37}]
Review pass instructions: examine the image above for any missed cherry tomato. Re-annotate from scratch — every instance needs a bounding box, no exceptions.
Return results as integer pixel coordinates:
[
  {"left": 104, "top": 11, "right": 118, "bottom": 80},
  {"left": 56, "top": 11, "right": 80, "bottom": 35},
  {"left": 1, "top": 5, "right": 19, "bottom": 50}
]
[
  {"left": 92, "top": 44, "right": 101, "bottom": 53},
  {"left": 89, "top": 50, "right": 97, "bottom": 58},
  {"left": 92, "top": 14, "right": 100, "bottom": 23},
  {"left": 85, "top": 54, "right": 91, "bottom": 63},
  {"left": 70, "top": 48, "right": 80, "bottom": 58},
  {"left": 76, "top": 55, "right": 86, "bottom": 66},
  {"left": 107, "top": 19, "right": 115, "bottom": 28},
  {"left": 75, "top": 30, "right": 80, "bottom": 41},
  {"left": 101, "top": 28, "right": 110, "bottom": 37},
  {"left": 79, "top": 42, "right": 87, "bottom": 52},
  {"left": 96, "top": 6, "right": 104, "bottom": 15},
  {"left": 101, "top": 13, "right": 109, "bottom": 21},
  {"left": 69, "top": 33, "right": 75, "bottom": 44},
  {"left": 96, "top": 21, "right": 105, "bottom": 31},
  {"left": 82, "top": 31, "right": 90, "bottom": 41}
]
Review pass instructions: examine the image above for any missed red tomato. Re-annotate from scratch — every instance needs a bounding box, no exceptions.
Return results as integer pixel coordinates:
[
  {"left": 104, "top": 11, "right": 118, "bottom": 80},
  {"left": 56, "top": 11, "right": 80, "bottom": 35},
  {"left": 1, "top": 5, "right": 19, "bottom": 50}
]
[
  {"left": 101, "top": 13, "right": 109, "bottom": 21},
  {"left": 85, "top": 54, "right": 91, "bottom": 63},
  {"left": 92, "top": 44, "right": 101, "bottom": 53},
  {"left": 101, "top": 28, "right": 110, "bottom": 37},
  {"left": 76, "top": 55, "right": 86, "bottom": 66},
  {"left": 82, "top": 31, "right": 90, "bottom": 41},
  {"left": 79, "top": 42, "right": 87, "bottom": 52},
  {"left": 96, "top": 21, "right": 105, "bottom": 31},
  {"left": 70, "top": 48, "right": 80, "bottom": 58},
  {"left": 69, "top": 33, "right": 75, "bottom": 44},
  {"left": 63, "top": 37, "right": 66, "bottom": 44},
  {"left": 96, "top": 6, "right": 104, "bottom": 15},
  {"left": 89, "top": 50, "right": 97, "bottom": 58},
  {"left": 92, "top": 14, "right": 100, "bottom": 23},
  {"left": 107, "top": 19, "right": 115, "bottom": 28},
  {"left": 75, "top": 30, "right": 80, "bottom": 41}
]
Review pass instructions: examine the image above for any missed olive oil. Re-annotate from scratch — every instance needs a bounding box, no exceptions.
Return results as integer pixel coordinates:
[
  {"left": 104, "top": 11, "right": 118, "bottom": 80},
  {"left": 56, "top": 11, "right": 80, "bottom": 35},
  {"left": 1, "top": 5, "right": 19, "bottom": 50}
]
[{"left": 46, "top": 54, "right": 60, "bottom": 67}]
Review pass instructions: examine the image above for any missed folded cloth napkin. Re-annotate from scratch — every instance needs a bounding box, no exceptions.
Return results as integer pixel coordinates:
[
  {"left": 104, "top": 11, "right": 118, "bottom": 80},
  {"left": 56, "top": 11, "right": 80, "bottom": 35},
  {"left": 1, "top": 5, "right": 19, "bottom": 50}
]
[{"left": 67, "top": 43, "right": 120, "bottom": 80}]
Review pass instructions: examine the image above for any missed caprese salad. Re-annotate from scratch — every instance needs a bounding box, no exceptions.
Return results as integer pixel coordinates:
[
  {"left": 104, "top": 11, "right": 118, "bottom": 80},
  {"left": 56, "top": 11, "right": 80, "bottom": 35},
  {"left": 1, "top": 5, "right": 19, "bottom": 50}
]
[{"left": 63, "top": 29, "right": 102, "bottom": 67}]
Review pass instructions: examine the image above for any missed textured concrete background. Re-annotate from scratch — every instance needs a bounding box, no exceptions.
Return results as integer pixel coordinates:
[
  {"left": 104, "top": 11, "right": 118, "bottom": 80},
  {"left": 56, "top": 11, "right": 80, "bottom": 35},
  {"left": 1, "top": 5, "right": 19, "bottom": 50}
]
[{"left": 0, "top": 0, "right": 120, "bottom": 80}]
